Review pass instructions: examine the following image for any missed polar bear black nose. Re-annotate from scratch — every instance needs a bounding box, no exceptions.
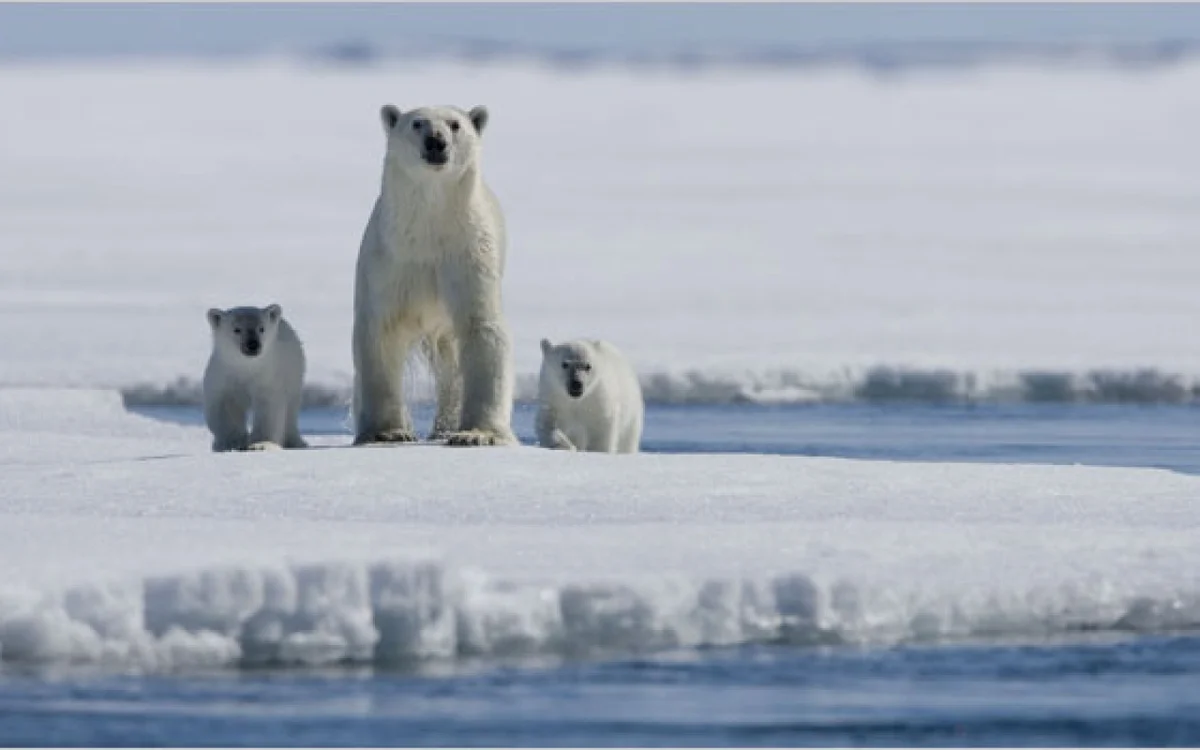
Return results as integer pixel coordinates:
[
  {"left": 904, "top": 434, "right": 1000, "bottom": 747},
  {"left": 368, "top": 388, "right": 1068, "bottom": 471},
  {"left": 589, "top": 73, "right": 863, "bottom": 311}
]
[
  {"left": 244, "top": 339, "right": 261, "bottom": 355},
  {"left": 424, "top": 135, "right": 446, "bottom": 153}
]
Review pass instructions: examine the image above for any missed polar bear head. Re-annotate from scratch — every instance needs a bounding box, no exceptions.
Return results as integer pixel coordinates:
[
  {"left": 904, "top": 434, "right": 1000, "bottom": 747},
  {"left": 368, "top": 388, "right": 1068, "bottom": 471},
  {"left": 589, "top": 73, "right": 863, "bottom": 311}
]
[
  {"left": 379, "top": 104, "right": 489, "bottom": 178},
  {"left": 540, "top": 339, "right": 597, "bottom": 400},
  {"left": 207, "top": 304, "right": 284, "bottom": 361}
]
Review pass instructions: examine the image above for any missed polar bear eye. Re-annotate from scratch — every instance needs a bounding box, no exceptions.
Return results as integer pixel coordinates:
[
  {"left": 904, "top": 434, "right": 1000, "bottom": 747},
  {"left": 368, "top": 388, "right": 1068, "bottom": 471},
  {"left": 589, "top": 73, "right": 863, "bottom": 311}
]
[
  {"left": 411, "top": 120, "right": 423, "bottom": 131},
  {"left": 583, "top": 364, "right": 592, "bottom": 372},
  {"left": 449, "top": 120, "right": 460, "bottom": 133},
  {"left": 561, "top": 363, "right": 569, "bottom": 370},
  {"left": 233, "top": 327, "right": 242, "bottom": 334},
  {"left": 257, "top": 327, "right": 265, "bottom": 334}
]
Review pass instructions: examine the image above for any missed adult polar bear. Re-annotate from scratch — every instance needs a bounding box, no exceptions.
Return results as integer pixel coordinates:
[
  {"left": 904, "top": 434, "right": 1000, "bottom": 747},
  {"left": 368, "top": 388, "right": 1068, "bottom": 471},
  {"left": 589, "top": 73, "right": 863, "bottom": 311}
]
[{"left": 352, "top": 103, "right": 516, "bottom": 447}]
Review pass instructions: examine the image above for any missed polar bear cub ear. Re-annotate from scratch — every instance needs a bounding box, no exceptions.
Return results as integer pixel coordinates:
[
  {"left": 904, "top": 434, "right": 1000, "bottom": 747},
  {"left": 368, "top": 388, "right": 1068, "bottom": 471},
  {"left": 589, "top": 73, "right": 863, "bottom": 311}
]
[
  {"left": 469, "top": 106, "right": 489, "bottom": 136},
  {"left": 540, "top": 338, "right": 553, "bottom": 356},
  {"left": 265, "top": 304, "right": 282, "bottom": 323},
  {"left": 207, "top": 308, "right": 223, "bottom": 329},
  {"left": 380, "top": 104, "right": 403, "bottom": 133}
]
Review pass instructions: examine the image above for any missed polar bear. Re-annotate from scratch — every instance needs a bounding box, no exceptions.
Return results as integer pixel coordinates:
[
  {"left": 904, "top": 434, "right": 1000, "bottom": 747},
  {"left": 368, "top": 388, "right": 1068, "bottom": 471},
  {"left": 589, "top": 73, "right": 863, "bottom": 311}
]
[
  {"left": 536, "top": 338, "right": 644, "bottom": 454},
  {"left": 351, "top": 103, "right": 516, "bottom": 447},
  {"left": 203, "top": 304, "right": 307, "bottom": 452}
]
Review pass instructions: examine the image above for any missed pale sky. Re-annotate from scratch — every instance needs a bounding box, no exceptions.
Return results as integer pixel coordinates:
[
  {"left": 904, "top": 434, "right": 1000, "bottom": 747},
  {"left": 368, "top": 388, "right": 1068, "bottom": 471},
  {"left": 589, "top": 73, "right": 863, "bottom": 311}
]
[{"left": 1, "top": 3, "right": 1197, "bottom": 59}]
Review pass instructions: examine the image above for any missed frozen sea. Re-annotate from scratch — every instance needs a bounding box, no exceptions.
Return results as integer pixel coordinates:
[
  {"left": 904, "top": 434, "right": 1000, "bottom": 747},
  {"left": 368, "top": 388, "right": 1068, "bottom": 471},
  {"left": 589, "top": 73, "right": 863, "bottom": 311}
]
[{"left": 3, "top": 14, "right": 1200, "bottom": 744}]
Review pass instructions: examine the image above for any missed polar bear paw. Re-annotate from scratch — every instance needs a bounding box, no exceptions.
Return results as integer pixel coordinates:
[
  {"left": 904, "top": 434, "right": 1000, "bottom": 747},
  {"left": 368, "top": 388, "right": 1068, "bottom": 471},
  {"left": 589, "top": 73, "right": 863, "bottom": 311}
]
[
  {"left": 444, "top": 429, "right": 516, "bottom": 447},
  {"left": 549, "top": 430, "right": 577, "bottom": 452},
  {"left": 246, "top": 441, "right": 282, "bottom": 452},
  {"left": 354, "top": 428, "right": 419, "bottom": 446}
]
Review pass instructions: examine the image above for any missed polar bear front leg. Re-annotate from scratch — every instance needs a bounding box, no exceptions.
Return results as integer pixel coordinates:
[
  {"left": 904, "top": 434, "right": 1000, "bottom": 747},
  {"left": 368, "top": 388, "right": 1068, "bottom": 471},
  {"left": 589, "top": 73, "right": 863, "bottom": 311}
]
[
  {"left": 597, "top": 423, "right": 621, "bottom": 454},
  {"left": 283, "top": 392, "right": 308, "bottom": 449},
  {"left": 248, "top": 391, "right": 287, "bottom": 451},
  {"left": 428, "top": 332, "right": 463, "bottom": 441},
  {"left": 447, "top": 317, "right": 516, "bottom": 447},
  {"left": 442, "top": 274, "right": 515, "bottom": 447},
  {"left": 206, "top": 387, "right": 250, "bottom": 453},
  {"left": 618, "top": 421, "right": 642, "bottom": 454},
  {"left": 536, "top": 405, "right": 575, "bottom": 451},
  {"left": 352, "top": 315, "right": 419, "bottom": 445}
]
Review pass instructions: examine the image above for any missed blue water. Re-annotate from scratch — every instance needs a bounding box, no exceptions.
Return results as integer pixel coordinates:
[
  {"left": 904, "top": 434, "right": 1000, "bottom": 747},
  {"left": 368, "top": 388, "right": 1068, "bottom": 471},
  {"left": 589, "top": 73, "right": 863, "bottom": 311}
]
[
  {"left": 10, "top": 402, "right": 1200, "bottom": 747},
  {"left": 138, "top": 401, "right": 1200, "bottom": 475},
  {"left": 4, "top": 637, "right": 1200, "bottom": 746}
]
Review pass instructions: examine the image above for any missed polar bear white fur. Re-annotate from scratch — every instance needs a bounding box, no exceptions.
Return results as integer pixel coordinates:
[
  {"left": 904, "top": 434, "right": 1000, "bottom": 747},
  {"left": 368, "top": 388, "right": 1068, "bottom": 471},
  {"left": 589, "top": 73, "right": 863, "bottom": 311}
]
[
  {"left": 351, "top": 103, "right": 516, "bottom": 447},
  {"left": 203, "top": 304, "right": 307, "bottom": 452},
  {"left": 537, "top": 338, "right": 644, "bottom": 454}
]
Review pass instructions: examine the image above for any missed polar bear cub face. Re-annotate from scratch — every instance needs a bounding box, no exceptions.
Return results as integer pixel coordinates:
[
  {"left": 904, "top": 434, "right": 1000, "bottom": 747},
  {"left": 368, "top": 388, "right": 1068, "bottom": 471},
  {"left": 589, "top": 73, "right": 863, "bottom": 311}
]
[
  {"left": 540, "top": 339, "right": 597, "bottom": 400},
  {"left": 380, "top": 104, "right": 489, "bottom": 176},
  {"left": 207, "top": 304, "right": 283, "bottom": 361}
]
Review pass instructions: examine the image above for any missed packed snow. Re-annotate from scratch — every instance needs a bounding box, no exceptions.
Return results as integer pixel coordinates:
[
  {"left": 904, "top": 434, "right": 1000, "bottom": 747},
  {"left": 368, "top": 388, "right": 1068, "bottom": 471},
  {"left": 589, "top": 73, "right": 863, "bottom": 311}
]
[
  {"left": 1, "top": 60, "right": 1198, "bottom": 405},
  {"left": 0, "top": 388, "right": 1198, "bottom": 671}
]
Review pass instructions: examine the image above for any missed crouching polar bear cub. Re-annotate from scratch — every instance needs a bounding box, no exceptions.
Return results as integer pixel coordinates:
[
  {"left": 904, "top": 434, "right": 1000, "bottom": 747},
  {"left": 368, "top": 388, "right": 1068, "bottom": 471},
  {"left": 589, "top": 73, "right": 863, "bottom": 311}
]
[
  {"left": 203, "top": 304, "right": 307, "bottom": 452},
  {"left": 351, "top": 103, "right": 516, "bottom": 447},
  {"left": 537, "top": 338, "right": 644, "bottom": 454}
]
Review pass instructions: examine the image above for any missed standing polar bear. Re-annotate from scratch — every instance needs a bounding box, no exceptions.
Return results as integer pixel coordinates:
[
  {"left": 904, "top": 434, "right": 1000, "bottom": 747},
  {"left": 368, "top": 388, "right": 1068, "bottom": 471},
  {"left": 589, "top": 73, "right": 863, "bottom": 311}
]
[
  {"left": 537, "top": 338, "right": 644, "bottom": 454},
  {"left": 352, "top": 103, "right": 516, "bottom": 447}
]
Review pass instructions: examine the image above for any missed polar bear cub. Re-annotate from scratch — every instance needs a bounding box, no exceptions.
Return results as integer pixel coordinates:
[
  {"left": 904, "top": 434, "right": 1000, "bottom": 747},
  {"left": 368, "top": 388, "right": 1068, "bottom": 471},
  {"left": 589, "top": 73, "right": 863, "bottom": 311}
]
[
  {"left": 536, "top": 338, "right": 644, "bottom": 454},
  {"left": 203, "top": 304, "right": 307, "bottom": 452}
]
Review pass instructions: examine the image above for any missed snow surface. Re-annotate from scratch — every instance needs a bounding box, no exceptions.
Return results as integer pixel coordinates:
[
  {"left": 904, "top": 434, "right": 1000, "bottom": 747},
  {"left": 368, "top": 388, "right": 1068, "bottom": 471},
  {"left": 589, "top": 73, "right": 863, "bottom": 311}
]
[
  {"left": 0, "top": 388, "right": 1199, "bottom": 671},
  {"left": 1, "top": 60, "right": 1199, "bottom": 404}
]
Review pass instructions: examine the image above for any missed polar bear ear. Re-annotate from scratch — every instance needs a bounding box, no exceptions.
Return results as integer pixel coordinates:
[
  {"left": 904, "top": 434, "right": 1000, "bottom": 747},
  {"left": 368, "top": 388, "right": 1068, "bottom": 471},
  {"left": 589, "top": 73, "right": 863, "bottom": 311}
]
[
  {"left": 468, "top": 106, "right": 489, "bottom": 136},
  {"left": 265, "top": 304, "right": 282, "bottom": 323},
  {"left": 540, "top": 338, "right": 552, "bottom": 356},
  {"left": 206, "top": 309, "right": 223, "bottom": 329},
  {"left": 380, "top": 104, "right": 402, "bottom": 133}
]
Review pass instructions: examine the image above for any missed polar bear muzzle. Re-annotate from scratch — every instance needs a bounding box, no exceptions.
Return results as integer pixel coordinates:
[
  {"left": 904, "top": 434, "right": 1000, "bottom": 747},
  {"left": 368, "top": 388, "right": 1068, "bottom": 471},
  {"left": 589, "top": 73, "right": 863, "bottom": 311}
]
[
  {"left": 565, "top": 362, "right": 592, "bottom": 398},
  {"left": 422, "top": 133, "right": 448, "bottom": 166},
  {"left": 241, "top": 335, "right": 262, "bottom": 357}
]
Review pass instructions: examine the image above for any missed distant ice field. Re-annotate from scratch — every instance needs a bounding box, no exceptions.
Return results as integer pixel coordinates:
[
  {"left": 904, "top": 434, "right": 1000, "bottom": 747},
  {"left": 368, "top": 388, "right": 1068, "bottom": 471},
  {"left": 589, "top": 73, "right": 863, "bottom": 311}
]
[{"left": 1, "top": 59, "right": 1198, "bottom": 405}]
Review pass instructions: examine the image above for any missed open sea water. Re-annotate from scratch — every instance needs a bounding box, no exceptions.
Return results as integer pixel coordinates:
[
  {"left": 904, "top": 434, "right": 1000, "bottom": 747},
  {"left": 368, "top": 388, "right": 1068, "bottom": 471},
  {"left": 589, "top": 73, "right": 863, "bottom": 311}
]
[{"left": 0, "top": 402, "right": 1197, "bottom": 747}]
